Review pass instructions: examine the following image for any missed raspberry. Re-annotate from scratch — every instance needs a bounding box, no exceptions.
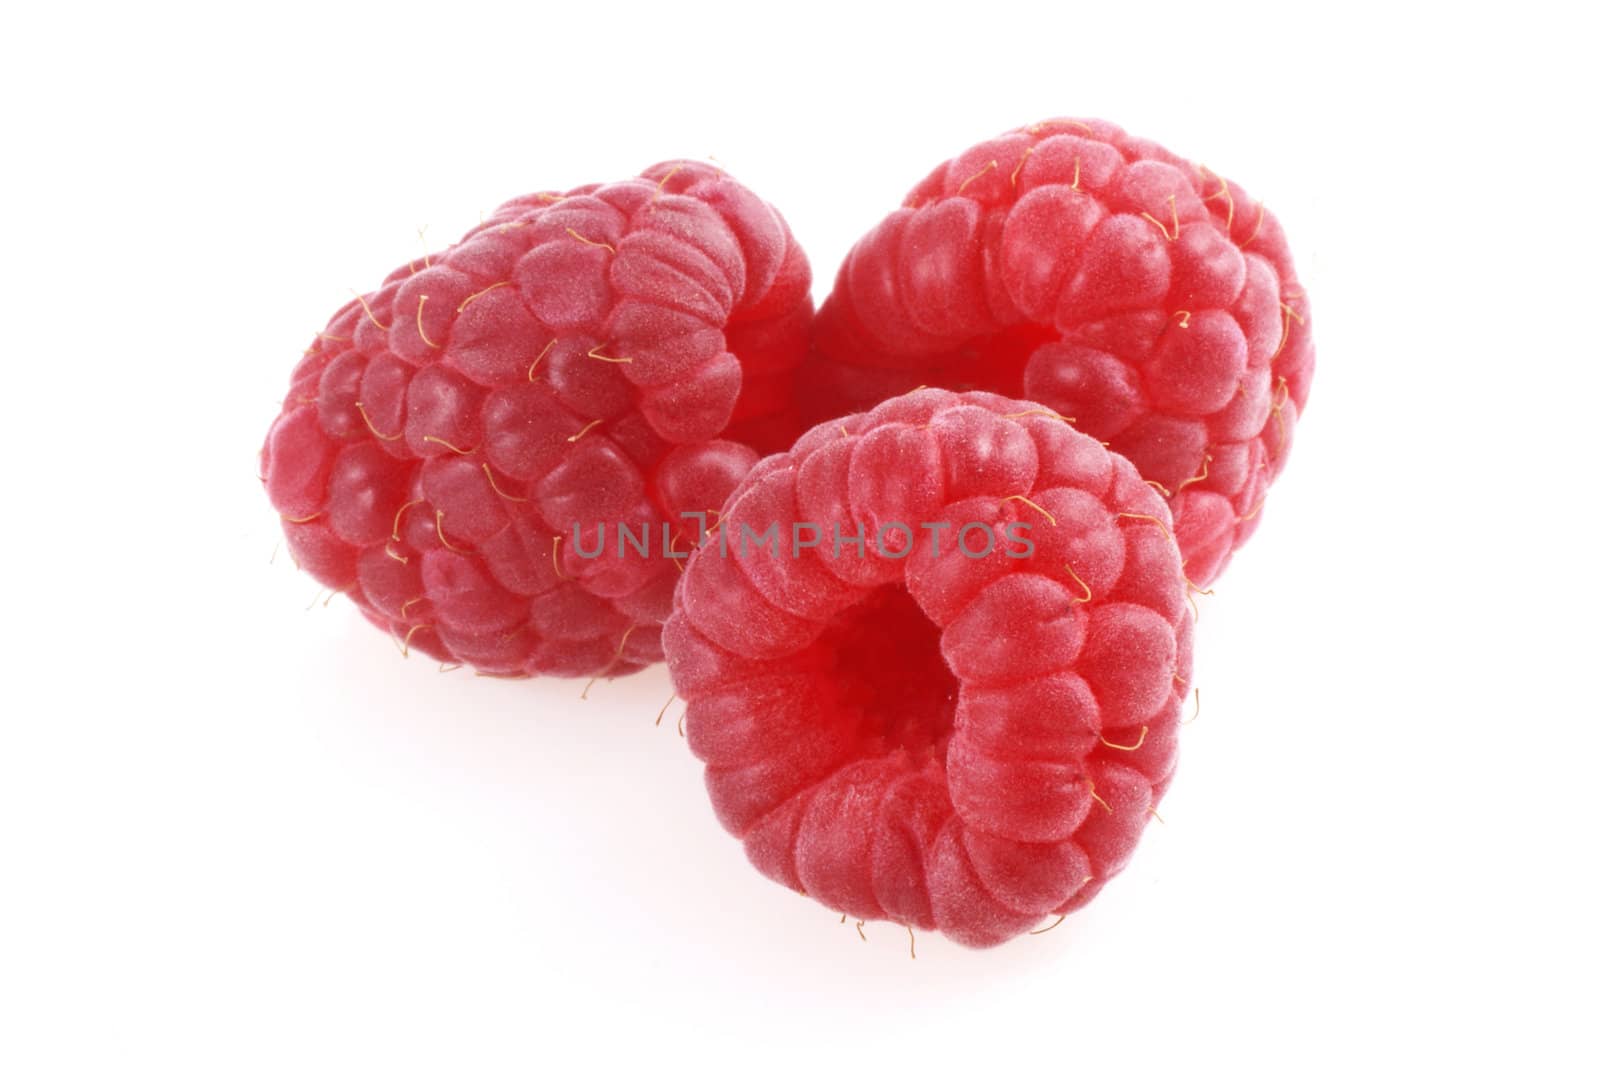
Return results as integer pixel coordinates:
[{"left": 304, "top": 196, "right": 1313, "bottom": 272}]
[
  {"left": 261, "top": 162, "right": 812, "bottom": 677},
  {"left": 662, "top": 390, "right": 1193, "bottom": 947},
  {"left": 802, "top": 118, "right": 1313, "bottom": 585}
]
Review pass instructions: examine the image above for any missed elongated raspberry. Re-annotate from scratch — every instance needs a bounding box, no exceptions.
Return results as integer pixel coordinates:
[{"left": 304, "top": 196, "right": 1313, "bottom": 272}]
[
  {"left": 803, "top": 118, "right": 1313, "bottom": 585},
  {"left": 262, "top": 162, "right": 811, "bottom": 677},
  {"left": 663, "top": 390, "right": 1193, "bottom": 947}
]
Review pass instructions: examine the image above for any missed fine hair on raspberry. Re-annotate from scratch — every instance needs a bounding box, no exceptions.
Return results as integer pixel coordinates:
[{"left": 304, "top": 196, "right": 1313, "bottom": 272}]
[
  {"left": 802, "top": 117, "right": 1314, "bottom": 585},
  {"left": 663, "top": 389, "right": 1194, "bottom": 947},
  {"left": 261, "top": 161, "right": 812, "bottom": 677}
]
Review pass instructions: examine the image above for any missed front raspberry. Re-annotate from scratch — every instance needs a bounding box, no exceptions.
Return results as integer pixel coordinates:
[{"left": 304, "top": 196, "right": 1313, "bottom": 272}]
[
  {"left": 803, "top": 118, "right": 1313, "bottom": 585},
  {"left": 663, "top": 390, "right": 1192, "bottom": 947},
  {"left": 261, "top": 162, "right": 812, "bottom": 677}
]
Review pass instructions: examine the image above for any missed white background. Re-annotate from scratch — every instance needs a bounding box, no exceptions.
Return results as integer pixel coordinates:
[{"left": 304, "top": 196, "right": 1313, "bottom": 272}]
[{"left": 4, "top": 2, "right": 1596, "bottom": 1067}]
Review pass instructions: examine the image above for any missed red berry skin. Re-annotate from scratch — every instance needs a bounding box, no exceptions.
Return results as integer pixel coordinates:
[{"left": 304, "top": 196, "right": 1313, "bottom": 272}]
[
  {"left": 802, "top": 118, "right": 1313, "bottom": 585},
  {"left": 663, "top": 390, "right": 1193, "bottom": 948},
  {"left": 262, "top": 162, "right": 812, "bottom": 678}
]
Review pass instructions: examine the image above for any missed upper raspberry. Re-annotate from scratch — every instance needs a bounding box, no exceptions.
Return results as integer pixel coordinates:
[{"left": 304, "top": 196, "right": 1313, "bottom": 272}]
[{"left": 803, "top": 118, "right": 1313, "bottom": 585}]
